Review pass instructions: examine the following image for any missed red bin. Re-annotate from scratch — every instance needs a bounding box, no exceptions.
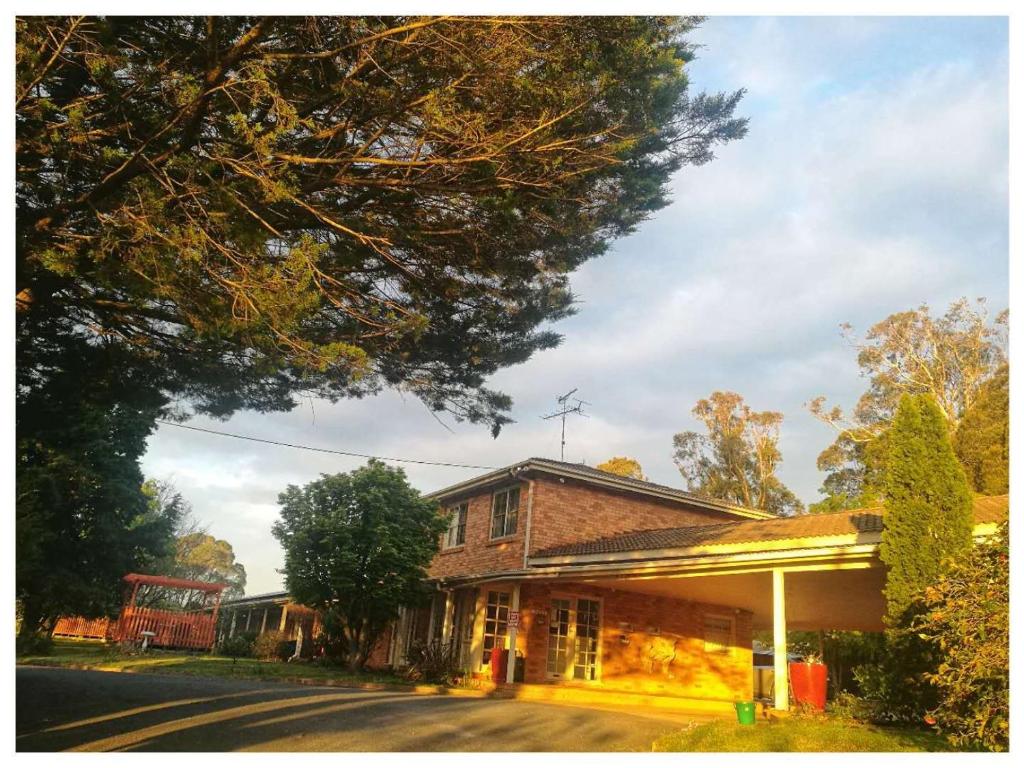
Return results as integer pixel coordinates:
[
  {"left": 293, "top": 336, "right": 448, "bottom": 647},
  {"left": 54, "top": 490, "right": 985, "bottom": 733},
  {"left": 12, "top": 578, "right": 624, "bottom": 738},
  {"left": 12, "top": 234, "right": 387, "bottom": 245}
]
[
  {"left": 490, "top": 648, "right": 509, "bottom": 682},
  {"left": 789, "top": 661, "right": 828, "bottom": 710}
]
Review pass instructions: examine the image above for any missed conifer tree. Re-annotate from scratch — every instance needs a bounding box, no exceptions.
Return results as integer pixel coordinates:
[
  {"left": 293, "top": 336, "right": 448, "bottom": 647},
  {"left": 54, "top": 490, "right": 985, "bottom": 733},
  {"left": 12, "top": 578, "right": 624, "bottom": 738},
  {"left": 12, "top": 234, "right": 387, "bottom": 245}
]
[
  {"left": 857, "top": 393, "right": 976, "bottom": 722},
  {"left": 880, "top": 393, "right": 974, "bottom": 624}
]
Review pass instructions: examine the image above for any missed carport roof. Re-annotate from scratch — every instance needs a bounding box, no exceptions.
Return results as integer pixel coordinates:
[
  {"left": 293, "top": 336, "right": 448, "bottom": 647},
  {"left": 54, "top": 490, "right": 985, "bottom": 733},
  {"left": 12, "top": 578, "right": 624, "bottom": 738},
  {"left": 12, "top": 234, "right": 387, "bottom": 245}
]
[{"left": 530, "top": 494, "right": 1008, "bottom": 558}]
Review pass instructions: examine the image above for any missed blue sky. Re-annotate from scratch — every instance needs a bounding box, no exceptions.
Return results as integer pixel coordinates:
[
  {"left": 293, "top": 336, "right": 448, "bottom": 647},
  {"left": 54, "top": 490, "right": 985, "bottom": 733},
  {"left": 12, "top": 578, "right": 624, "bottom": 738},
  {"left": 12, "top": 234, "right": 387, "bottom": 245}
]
[{"left": 141, "top": 17, "right": 1009, "bottom": 595}]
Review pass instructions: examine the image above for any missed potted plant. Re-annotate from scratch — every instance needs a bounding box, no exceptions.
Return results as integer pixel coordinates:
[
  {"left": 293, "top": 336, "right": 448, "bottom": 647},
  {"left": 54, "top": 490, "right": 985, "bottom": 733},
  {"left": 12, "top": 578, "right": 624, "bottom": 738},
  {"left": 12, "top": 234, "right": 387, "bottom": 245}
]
[{"left": 789, "top": 652, "right": 828, "bottom": 711}]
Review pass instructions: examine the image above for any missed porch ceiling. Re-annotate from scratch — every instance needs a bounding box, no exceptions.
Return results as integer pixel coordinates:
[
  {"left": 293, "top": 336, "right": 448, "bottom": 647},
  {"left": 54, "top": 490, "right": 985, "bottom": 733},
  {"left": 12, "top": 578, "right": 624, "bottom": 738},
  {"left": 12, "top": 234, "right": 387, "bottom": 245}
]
[{"left": 574, "top": 565, "right": 887, "bottom": 632}]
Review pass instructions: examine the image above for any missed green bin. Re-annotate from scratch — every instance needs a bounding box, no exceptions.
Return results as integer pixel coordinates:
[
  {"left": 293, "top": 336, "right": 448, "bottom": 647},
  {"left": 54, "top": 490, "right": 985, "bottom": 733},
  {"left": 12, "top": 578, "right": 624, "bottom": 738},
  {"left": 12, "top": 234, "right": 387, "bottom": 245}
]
[{"left": 734, "top": 701, "right": 757, "bottom": 725}]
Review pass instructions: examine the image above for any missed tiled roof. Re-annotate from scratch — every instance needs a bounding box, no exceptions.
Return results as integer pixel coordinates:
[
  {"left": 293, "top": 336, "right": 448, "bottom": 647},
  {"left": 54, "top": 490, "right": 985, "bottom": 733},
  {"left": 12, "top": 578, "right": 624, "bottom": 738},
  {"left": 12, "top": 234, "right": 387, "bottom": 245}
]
[
  {"left": 427, "top": 457, "right": 775, "bottom": 520},
  {"left": 531, "top": 494, "right": 1009, "bottom": 559},
  {"left": 526, "top": 457, "right": 770, "bottom": 514}
]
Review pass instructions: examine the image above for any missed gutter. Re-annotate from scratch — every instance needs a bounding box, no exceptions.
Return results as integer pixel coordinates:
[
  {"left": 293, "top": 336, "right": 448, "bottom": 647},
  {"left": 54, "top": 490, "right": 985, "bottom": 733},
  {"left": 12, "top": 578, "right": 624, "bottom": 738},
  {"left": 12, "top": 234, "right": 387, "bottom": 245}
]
[{"left": 432, "top": 542, "right": 882, "bottom": 588}]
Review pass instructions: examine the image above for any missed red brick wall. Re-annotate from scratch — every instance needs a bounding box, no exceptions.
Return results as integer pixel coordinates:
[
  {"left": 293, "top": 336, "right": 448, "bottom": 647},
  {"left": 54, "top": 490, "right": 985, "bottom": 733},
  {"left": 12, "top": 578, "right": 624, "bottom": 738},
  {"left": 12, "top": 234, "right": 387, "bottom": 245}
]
[
  {"left": 428, "top": 483, "right": 526, "bottom": 579},
  {"left": 515, "top": 581, "right": 753, "bottom": 701},
  {"left": 428, "top": 474, "right": 742, "bottom": 581},
  {"left": 528, "top": 476, "right": 737, "bottom": 553}
]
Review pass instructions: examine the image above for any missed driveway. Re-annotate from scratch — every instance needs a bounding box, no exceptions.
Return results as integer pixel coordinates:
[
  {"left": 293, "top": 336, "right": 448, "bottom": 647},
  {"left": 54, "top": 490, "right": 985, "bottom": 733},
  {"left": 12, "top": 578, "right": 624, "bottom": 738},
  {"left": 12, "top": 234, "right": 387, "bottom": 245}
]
[{"left": 17, "top": 666, "right": 696, "bottom": 751}]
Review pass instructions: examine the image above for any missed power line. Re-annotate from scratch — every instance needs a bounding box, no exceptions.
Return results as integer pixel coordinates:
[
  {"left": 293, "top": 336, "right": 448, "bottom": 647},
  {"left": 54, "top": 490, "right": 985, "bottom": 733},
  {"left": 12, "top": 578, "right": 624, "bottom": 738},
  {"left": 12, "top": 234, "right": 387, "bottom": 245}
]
[{"left": 154, "top": 420, "right": 500, "bottom": 470}]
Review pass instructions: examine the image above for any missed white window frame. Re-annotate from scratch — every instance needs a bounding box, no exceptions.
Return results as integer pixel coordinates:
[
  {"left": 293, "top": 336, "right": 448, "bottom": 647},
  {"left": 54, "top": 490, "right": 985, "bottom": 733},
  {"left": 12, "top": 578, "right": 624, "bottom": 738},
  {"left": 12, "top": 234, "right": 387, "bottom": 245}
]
[
  {"left": 489, "top": 485, "right": 521, "bottom": 540},
  {"left": 703, "top": 613, "right": 735, "bottom": 656},
  {"left": 482, "top": 589, "right": 511, "bottom": 665},
  {"left": 443, "top": 502, "right": 467, "bottom": 549}
]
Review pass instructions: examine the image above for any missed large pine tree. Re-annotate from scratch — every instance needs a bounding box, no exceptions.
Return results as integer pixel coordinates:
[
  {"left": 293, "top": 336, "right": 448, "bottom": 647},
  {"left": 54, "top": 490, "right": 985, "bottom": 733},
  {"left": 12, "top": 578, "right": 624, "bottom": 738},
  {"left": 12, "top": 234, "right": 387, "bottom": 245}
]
[
  {"left": 880, "top": 393, "right": 974, "bottom": 624},
  {"left": 858, "top": 393, "right": 975, "bottom": 721}
]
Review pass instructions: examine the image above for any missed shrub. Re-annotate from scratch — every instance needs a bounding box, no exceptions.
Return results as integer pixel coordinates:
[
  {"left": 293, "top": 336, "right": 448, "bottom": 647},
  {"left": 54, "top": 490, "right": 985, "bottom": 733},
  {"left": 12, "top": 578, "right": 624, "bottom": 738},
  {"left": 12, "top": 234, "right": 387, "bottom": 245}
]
[
  {"left": 827, "top": 692, "right": 880, "bottom": 724},
  {"left": 252, "top": 630, "right": 295, "bottom": 661},
  {"left": 217, "top": 633, "right": 255, "bottom": 661},
  {"left": 915, "top": 523, "right": 1008, "bottom": 752},
  {"left": 16, "top": 631, "right": 54, "bottom": 656},
  {"left": 404, "top": 639, "right": 461, "bottom": 685}
]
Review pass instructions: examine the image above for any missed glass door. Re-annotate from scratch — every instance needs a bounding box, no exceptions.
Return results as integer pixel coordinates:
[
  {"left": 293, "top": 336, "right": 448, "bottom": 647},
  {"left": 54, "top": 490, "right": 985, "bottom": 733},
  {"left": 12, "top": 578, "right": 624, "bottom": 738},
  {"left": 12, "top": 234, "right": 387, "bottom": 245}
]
[
  {"left": 546, "top": 596, "right": 601, "bottom": 681},
  {"left": 546, "top": 598, "right": 573, "bottom": 679},
  {"left": 573, "top": 598, "right": 600, "bottom": 681}
]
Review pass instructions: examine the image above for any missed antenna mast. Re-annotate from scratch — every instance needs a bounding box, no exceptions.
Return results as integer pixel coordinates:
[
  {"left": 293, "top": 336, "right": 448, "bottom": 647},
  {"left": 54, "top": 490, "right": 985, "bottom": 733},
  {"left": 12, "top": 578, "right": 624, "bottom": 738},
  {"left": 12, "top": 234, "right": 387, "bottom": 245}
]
[{"left": 542, "top": 388, "right": 589, "bottom": 461}]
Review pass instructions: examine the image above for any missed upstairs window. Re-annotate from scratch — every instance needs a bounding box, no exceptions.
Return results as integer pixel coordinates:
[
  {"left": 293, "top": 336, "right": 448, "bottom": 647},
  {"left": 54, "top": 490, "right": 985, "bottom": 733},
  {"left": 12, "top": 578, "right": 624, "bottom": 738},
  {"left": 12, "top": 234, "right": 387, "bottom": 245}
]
[
  {"left": 490, "top": 486, "right": 520, "bottom": 539},
  {"left": 444, "top": 502, "right": 467, "bottom": 549}
]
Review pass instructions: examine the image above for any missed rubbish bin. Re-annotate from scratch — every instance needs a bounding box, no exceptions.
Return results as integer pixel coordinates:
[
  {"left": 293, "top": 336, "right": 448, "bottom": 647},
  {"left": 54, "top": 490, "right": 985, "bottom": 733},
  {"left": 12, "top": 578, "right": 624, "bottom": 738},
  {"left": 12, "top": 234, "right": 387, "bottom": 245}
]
[
  {"left": 490, "top": 648, "right": 509, "bottom": 683},
  {"left": 734, "top": 700, "right": 757, "bottom": 725},
  {"left": 789, "top": 662, "right": 828, "bottom": 711}
]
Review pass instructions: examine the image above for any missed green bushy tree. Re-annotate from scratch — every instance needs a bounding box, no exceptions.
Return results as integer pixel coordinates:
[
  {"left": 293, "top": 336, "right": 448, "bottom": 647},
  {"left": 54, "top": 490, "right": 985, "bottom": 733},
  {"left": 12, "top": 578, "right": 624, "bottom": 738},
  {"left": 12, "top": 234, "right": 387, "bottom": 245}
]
[
  {"left": 272, "top": 460, "right": 447, "bottom": 672},
  {"left": 16, "top": 337, "right": 180, "bottom": 640},
  {"left": 953, "top": 364, "right": 1009, "bottom": 496},
  {"left": 916, "top": 524, "right": 1008, "bottom": 751}
]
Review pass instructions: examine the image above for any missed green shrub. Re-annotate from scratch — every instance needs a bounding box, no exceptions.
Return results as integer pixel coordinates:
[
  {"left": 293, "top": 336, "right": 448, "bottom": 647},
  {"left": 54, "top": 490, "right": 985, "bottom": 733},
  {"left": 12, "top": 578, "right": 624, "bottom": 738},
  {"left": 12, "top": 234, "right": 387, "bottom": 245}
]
[
  {"left": 915, "top": 523, "right": 1008, "bottom": 752},
  {"left": 252, "top": 630, "right": 294, "bottom": 661},
  {"left": 404, "top": 639, "right": 461, "bottom": 684},
  {"left": 16, "top": 631, "right": 54, "bottom": 656},
  {"left": 827, "top": 692, "right": 881, "bottom": 724},
  {"left": 217, "top": 633, "right": 255, "bottom": 661}
]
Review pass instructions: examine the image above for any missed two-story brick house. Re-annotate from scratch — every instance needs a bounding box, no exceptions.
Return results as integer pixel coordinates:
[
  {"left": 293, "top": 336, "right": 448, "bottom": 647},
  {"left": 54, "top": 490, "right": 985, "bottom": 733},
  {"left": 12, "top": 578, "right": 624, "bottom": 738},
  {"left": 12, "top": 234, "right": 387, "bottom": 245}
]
[
  {"left": 378, "top": 458, "right": 1007, "bottom": 709},
  {"left": 218, "top": 457, "right": 1007, "bottom": 711}
]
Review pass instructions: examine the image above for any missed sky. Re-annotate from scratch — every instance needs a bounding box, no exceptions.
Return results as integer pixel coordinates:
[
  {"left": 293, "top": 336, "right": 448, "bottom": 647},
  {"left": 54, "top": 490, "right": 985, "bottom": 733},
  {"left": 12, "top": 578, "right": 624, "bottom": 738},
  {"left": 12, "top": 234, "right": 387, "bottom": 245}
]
[{"left": 141, "top": 16, "right": 1009, "bottom": 596}]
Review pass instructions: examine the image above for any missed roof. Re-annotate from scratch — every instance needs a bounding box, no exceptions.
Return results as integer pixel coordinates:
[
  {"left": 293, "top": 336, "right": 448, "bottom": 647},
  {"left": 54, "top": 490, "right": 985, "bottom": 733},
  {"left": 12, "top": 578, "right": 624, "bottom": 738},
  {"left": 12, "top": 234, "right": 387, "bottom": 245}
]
[
  {"left": 221, "top": 590, "right": 290, "bottom": 607},
  {"left": 426, "top": 457, "right": 776, "bottom": 521},
  {"left": 530, "top": 494, "right": 1009, "bottom": 559}
]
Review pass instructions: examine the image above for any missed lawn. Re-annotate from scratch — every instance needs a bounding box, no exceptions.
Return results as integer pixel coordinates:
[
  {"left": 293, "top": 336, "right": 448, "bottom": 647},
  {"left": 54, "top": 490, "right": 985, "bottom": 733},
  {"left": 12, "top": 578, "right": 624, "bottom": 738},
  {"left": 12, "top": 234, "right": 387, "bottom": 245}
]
[
  {"left": 17, "top": 639, "right": 413, "bottom": 688},
  {"left": 653, "top": 718, "right": 951, "bottom": 752}
]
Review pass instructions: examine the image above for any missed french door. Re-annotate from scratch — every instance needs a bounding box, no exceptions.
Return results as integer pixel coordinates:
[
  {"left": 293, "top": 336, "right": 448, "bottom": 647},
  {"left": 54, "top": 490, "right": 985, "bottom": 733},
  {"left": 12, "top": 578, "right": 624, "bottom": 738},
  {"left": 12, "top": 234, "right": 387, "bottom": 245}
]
[{"left": 546, "top": 596, "right": 601, "bottom": 681}]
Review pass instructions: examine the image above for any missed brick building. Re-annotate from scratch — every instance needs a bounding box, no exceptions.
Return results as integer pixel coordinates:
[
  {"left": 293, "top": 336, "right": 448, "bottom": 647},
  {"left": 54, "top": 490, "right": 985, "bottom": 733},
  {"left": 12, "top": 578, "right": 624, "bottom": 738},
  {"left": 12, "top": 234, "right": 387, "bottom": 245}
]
[{"left": 221, "top": 458, "right": 1007, "bottom": 711}]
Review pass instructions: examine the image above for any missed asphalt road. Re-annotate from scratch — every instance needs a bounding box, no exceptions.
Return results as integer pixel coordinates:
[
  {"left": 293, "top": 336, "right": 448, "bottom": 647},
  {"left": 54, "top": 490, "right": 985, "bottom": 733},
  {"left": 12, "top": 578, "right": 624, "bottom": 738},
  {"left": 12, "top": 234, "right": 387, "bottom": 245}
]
[{"left": 17, "top": 666, "right": 695, "bottom": 752}]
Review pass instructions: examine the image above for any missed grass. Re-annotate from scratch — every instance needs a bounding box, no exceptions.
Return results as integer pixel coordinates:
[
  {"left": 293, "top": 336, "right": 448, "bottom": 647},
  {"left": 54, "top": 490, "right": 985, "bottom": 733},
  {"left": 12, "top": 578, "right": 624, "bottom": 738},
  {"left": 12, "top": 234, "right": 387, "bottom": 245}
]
[
  {"left": 652, "top": 717, "right": 951, "bottom": 752},
  {"left": 17, "top": 638, "right": 413, "bottom": 688}
]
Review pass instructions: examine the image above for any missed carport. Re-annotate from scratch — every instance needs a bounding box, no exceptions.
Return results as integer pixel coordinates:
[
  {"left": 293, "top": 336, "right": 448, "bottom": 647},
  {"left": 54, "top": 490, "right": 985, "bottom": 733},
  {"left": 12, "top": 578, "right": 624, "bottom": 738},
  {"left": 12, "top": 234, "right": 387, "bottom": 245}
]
[{"left": 525, "top": 496, "right": 1006, "bottom": 710}]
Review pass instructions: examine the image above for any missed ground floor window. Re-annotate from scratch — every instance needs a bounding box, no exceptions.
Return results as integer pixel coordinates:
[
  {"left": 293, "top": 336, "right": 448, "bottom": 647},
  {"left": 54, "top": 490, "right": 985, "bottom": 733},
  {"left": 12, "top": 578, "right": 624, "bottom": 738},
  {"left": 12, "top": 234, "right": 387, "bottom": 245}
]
[
  {"left": 703, "top": 614, "right": 734, "bottom": 655},
  {"left": 482, "top": 590, "right": 510, "bottom": 664}
]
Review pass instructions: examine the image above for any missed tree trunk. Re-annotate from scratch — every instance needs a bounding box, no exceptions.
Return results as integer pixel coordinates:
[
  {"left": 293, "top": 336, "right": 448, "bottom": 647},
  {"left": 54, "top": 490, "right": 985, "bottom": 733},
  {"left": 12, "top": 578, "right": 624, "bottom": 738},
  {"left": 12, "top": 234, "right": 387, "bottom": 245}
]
[
  {"left": 346, "top": 630, "right": 363, "bottom": 673},
  {"left": 18, "top": 599, "right": 44, "bottom": 641}
]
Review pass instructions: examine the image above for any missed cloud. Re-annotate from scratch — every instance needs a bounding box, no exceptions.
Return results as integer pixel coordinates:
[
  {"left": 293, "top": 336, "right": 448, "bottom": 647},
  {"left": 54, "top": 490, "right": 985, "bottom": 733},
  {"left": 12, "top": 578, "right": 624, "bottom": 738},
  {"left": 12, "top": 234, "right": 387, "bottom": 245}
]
[{"left": 141, "top": 17, "right": 1008, "bottom": 594}]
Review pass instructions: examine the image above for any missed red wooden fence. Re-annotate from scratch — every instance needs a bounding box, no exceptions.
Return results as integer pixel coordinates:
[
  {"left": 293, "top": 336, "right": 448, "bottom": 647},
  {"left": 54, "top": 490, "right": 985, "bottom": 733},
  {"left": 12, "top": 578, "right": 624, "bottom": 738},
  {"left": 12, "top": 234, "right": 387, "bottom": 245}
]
[
  {"left": 52, "top": 616, "right": 113, "bottom": 641},
  {"left": 51, "top": 573, "right": 226, "bottom": 651},
  {"left": 115, "top": 605, "right": 217, "bottom": 650}
]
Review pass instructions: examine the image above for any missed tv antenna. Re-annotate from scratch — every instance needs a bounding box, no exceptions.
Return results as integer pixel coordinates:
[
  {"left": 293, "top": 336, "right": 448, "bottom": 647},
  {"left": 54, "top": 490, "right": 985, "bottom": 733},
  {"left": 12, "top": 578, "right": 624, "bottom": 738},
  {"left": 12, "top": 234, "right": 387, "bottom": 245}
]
[{"left": 542, "top": 388, "right": 589, "bottom": 461}]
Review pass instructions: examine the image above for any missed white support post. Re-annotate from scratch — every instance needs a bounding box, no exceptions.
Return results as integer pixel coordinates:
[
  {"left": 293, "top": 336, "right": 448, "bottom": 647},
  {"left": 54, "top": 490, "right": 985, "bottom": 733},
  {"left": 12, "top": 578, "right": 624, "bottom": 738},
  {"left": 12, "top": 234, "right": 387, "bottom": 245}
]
[
  {"left": 228, "top": 610, "right": 237, "bottom": 638},
  {"left": 505, "top": 583, "right": 521, "bottom": 684},
  {"left": 260, "top": 608, "right": 268, "bottom": 634},
  {"left": 441, "top": 590, "right": 455, "bottom": 644},
  {"left": 773, "top": 569, "right": 789, "bottom": 711}
]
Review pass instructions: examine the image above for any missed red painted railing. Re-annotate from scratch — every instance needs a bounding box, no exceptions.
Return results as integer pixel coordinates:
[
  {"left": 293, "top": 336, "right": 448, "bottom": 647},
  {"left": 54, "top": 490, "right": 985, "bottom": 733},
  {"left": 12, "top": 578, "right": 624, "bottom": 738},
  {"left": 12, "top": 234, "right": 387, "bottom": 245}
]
[
  {"left": 52, "top": 616, "right": 113, "bottom": 641},
  {"left": 114, "top": 605, "right": 217, "bottom": 650},
  {"left": 51, "top": 573, "right": 226, "bottom": 651}
]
